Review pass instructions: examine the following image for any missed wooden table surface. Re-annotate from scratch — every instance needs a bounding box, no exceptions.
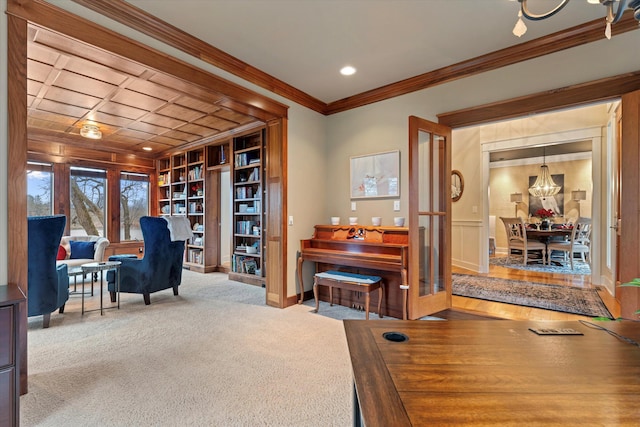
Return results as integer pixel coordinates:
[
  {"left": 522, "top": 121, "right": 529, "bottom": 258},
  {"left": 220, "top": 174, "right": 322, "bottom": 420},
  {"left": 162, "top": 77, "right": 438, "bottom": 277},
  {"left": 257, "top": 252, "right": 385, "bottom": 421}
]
[
  {"left": 526, "top": 228, "right": 573, "bottom": 239},
  {"left": 343, "top": 320, "right": 640, "bottom": 426}
]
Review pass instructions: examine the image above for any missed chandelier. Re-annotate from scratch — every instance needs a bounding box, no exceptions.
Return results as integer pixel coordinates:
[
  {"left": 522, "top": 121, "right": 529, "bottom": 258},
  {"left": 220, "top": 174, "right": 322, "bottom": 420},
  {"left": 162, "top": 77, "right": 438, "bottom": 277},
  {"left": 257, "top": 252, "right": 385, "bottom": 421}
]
[
  {"left": 513, "top": 0, "right": 640, "bottom": 39},
  {"left": 528, "top": 148, "right": 561, "bottom": 198}
]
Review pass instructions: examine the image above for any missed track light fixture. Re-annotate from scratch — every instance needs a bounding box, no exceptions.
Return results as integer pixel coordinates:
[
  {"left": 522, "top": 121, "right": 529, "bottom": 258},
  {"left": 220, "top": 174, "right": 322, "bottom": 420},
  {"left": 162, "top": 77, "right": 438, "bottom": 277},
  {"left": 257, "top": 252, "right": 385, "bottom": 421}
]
[{"left": 512, "top": 0, "right": 640, "bottom": 39}]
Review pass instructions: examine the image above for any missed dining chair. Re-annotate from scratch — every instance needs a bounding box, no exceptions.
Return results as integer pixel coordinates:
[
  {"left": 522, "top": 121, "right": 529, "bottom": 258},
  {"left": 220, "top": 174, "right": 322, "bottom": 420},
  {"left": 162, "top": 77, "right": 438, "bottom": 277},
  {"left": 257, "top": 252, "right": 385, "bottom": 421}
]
[
  {"left": 500, "top": 217, "right": 547, "bottom": 265},
  {"left": 546, "top": 217, "right": 591, "bottom": 270}
]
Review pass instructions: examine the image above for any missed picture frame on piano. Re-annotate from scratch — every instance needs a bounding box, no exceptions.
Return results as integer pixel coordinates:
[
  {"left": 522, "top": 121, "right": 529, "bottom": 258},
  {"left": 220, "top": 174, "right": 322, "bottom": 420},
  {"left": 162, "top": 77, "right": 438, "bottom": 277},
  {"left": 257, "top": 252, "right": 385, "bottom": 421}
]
[{"left": 350, "top": 150, "right": 400, "bottom": 199}]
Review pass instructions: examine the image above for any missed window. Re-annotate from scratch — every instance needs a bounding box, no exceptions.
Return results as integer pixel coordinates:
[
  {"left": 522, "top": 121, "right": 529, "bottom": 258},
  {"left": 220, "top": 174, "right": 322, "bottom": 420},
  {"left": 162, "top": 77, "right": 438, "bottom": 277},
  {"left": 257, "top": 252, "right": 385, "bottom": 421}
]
[
  {"left": 27, "top": 162, "right": 53, "bottom": 216},
  {"left": 120, "top": 172, "right": 149, "bottom": 241},
  {"left": 70, "top": 167, "right": 107, "bottom": 237}
]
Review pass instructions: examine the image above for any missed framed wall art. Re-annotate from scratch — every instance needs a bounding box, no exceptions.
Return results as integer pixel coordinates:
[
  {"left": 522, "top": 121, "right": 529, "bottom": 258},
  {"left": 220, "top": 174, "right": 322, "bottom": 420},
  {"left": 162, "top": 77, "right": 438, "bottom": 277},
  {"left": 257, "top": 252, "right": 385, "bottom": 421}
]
[
  {"left": 451, "top": 170, "right": 464, "bottom": 202},
  {"left": 350, "top": 150, "right": 400, "bottom": 199}
]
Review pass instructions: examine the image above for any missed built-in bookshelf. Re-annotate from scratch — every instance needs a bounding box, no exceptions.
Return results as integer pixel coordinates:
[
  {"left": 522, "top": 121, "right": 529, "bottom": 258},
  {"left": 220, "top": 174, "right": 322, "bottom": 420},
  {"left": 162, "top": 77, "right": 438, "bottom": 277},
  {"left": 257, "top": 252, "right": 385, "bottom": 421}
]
[
  {"left": 206, "top": 141, "right": 230, "bottom": 170},
  {"left": 229, "top": 130, "right": 265, "bottom": 286},
  {"left": 157, "top": 147, "right": 217, "bottom": 273},
  {"left": 185, "top": 148, "right": 205, "bottom": 271},
  {"left": 157, "top": 131, "right": 264, "bottom": 281}
]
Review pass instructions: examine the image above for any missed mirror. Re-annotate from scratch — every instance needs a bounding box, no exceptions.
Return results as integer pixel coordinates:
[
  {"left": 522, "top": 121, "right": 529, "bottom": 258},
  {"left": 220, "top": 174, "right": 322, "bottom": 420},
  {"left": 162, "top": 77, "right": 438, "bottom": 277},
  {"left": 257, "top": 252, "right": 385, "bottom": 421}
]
[{"left": 451, "top": 170, "right": 464, "bottom": 202}]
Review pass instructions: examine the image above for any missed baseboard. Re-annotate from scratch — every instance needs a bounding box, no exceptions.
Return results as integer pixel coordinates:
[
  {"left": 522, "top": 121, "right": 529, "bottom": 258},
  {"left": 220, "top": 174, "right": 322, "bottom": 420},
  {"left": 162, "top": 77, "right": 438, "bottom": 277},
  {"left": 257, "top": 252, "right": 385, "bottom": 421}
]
[{"left": 452, "top": 259, "right": 480, "bottom": 272}]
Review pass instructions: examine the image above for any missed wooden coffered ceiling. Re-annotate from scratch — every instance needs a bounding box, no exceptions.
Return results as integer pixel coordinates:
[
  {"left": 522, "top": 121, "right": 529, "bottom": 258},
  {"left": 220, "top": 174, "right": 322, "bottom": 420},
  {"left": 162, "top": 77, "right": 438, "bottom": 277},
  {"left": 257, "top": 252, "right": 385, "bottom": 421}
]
[{"left": 26, "top": 24, "right": 264, "bottom": 160}]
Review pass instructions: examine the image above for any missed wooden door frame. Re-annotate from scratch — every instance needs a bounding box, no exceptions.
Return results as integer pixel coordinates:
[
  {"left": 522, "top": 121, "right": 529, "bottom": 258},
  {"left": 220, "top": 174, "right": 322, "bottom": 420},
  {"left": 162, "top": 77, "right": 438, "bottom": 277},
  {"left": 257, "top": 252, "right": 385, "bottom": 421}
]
[{"left": 7, "top": 0, "right": 288, "bottom": 393}]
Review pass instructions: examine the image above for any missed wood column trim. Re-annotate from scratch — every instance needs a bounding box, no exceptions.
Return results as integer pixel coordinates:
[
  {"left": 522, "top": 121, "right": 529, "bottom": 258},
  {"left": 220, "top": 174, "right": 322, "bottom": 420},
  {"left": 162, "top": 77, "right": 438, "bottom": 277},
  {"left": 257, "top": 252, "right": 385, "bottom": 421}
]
[
  {"left": 265, "top": 118, "right": 287, "bottom": 308},
  {"left": 620, "top": 90, "right": 640, "bottom": 318},
  {"left": 438, "top": 72, "right": 640, "bottom": 128},
  {"left": 7, "top": 12, "right": 29, "bottom": 394}
]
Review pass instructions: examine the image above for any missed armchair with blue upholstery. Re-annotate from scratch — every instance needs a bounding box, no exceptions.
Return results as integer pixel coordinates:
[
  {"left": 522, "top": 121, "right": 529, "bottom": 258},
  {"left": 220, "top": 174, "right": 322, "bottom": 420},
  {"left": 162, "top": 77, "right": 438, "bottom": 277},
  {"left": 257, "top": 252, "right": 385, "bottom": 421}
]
[
  {"left": 107, "top": 216, "right": 185, "bottom": 305},
  {"left": 28, "top": 215, "right": 69, "bottom": 328}
]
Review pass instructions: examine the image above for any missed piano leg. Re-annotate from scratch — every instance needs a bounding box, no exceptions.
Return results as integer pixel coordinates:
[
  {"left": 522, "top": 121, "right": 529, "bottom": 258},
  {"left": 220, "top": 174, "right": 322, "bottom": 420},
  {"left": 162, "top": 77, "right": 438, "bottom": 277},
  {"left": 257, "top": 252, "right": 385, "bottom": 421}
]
[
  {"left": 377, "top": 283, "right": 384, "bottom": 318},
  {"left": 400, "top": 285, "right": 409, "bottom": 320},
  {"left": 401, "top": 268, "right": 409, "bottom": 320},
  {"left": 313, "top": 275, "right": 319, "bottom": 313},
  {"left": 364, "top": 291, "right": 371, "bottom": 320},
  {"left": 297, "top": 256, "right": 305, "bottom": 304}
]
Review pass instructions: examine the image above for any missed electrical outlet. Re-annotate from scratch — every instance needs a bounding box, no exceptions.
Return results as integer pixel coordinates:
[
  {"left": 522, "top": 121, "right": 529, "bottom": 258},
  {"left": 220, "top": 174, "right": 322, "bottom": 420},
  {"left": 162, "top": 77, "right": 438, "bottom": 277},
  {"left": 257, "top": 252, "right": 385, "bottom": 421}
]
[
  {"left": 351, "top": 201, "right": 357, "bottom": 211},
  {"left": 288, "top": 216, "right": 294, "bottom": 226},
  {"left": 393, "top": 200, "right": 400, "bottom": 211}
]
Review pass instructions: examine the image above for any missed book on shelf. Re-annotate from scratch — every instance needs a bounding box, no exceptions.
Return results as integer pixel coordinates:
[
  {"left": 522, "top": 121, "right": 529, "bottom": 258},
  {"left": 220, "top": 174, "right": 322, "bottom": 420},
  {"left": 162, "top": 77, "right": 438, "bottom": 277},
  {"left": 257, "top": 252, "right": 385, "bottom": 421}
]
[
  {"left": 235, "top": 153, "right": 248, "bottom": 167},
  {"left": 232, "top": 255, "right": 259, "bottom": 275},
  {"left": 236, "top": 220, "right": 258, "bottom": 235},
  {"left": 248, "top": 167, "right": 259, "bottom": 181},
  {"left": 236, "top": 186, "right": 255, "bottom": 199},
  {"left": 188, "top": 248, "right": 203, "bottom": 264},
  {"left": 188, "top": 166, "right": 202, "bottom": 180}
]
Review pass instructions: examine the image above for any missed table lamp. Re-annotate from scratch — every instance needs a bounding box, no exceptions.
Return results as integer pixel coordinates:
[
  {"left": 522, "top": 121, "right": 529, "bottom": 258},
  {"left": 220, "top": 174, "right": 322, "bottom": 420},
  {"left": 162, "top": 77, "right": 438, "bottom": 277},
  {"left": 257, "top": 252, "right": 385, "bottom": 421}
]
[
  {"left": 510, "top": 192, "right": 523, "bottom": 217},
  {"left": 571, "top": 189, "right": 587, "bottom": 217}
]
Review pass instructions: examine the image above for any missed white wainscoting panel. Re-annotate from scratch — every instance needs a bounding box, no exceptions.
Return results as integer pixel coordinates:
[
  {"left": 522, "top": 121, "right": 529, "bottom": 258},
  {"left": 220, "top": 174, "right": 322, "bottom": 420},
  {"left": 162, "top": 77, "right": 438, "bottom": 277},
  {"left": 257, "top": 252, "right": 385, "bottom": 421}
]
[{"left": 452, "top": 220, "right": 483, "bottom": 272}]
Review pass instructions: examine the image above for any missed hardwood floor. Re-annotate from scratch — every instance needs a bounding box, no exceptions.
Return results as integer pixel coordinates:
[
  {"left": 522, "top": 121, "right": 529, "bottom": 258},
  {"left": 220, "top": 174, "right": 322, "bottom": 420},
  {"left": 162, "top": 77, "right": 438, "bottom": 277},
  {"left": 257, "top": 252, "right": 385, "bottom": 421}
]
[{"left": 449, "top": 257, "right": 621, "bottom": 321}]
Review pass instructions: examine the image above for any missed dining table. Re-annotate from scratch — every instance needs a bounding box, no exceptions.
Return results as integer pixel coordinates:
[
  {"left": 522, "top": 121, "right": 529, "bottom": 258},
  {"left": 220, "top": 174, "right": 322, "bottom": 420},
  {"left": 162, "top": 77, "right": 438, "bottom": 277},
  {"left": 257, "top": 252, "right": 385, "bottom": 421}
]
[{"left": 525, "top": 227, "right": 573, "bottom": 266}]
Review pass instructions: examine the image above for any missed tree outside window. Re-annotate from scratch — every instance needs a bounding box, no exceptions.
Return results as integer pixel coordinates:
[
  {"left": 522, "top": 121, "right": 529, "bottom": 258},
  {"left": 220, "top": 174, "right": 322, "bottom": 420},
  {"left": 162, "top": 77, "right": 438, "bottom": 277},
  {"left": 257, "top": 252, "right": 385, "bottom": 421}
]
[
  {"left": 120, "top": 172, "right": 149, "bottom": 241},
  {"left": 70, "top": 167, "right": 107, "bottom": 237},
  {"left": 27, "top": 162, "right": 53, "bottom": 216}
]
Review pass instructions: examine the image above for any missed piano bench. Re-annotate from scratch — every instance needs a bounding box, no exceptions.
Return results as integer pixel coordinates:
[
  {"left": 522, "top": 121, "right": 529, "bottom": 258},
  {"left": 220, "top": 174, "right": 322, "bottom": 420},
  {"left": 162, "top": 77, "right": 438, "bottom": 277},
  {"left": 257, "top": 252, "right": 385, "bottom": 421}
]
[{"left": 313, "top": 271, "right": 383, "bottom": 320}]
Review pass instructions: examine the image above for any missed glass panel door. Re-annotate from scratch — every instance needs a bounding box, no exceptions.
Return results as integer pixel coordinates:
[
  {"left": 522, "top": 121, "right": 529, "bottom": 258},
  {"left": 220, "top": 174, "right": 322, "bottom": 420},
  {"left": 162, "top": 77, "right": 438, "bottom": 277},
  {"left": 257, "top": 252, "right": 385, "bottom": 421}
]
[{"left": 409, "top": 116, "right": 452, "bottom": 319}]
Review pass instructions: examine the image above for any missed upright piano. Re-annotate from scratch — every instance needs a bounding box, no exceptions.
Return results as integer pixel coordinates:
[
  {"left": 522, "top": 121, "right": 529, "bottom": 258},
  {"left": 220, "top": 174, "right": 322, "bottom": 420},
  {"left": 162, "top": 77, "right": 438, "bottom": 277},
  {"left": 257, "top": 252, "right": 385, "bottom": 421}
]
[{"left": 298, "top": 225, "right": 409, "bottom": 319}]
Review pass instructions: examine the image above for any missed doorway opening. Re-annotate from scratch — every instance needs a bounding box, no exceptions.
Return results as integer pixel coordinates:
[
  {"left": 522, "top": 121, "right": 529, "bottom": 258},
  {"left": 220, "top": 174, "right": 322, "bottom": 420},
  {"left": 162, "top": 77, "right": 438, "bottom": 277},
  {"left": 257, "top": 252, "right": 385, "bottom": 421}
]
[{"left": 451, "top": 100, "right": 620, "bottom": 318}]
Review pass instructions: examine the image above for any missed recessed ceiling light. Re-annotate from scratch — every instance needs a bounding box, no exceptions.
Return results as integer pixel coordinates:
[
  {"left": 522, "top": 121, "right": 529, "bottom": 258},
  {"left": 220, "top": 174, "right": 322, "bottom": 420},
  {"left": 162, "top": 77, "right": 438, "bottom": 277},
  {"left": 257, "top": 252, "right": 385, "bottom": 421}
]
[
  {"left": 340, "top": 66, "right": 356, "bottom": 76},
  {"left": 142, "top": 146, "right": 152, "bottom": 151},
  {"left": 80, "top": 124, "right": 102, "bottom": 140}
]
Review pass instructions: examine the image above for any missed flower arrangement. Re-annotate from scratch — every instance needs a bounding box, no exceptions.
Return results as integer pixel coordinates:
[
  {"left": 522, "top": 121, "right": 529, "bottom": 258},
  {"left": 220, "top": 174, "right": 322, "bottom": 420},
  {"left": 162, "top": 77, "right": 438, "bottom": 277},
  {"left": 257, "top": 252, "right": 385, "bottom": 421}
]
[
  {"left": 535, "top": 208, "right": 555, "bottom": 219},
  {"left": 191, "top": 183, "right": 201, "bottom": 192}
]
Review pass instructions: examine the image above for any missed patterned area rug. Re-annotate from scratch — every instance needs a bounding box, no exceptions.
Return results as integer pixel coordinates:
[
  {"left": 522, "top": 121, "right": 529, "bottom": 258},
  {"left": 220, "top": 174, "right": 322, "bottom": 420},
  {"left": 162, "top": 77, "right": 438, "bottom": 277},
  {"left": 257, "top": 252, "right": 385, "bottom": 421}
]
[
  {"left": 452, "top": 273, "right": 612, "bottom": 318},
  {"left": 490, "top": 256, "right": 591, "bottom": 275}
]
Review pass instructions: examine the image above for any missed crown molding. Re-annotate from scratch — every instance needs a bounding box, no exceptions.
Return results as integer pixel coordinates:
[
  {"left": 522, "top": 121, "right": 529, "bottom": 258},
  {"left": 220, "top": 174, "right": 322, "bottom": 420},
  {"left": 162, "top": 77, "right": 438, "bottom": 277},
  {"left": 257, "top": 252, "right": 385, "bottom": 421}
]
[{"left": 46, "top": 1, "right": 640, "bottom": 116}]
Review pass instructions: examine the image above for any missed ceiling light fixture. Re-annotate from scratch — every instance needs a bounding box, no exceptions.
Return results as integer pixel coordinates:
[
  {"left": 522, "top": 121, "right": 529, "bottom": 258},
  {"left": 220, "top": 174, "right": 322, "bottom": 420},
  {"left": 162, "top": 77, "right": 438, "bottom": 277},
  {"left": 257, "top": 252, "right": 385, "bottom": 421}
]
[
  {"left": 512, "top": 0, "right": 640, "bottom": 39},
  {"left": 528, "top": 147, "right": 561, "bottom": 198},
  {"left": 80, "top": 124, "right": 102, "bottom": 140},
  {"left": 340, "top": 66, "right": 356, "bottom": 76},
  {"left": 143, "top": 146, "right": 153, "bottom": 151}
]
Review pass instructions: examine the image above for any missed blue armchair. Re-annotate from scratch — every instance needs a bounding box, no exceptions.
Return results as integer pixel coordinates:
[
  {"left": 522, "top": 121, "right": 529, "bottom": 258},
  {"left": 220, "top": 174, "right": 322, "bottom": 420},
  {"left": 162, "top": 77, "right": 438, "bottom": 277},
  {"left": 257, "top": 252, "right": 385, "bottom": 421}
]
[
  {"left": 107, "top": 216, "right": 185, "bottom": 305},
  {"left": 28, "top": 215, "right": 69, "bottom": 328}
]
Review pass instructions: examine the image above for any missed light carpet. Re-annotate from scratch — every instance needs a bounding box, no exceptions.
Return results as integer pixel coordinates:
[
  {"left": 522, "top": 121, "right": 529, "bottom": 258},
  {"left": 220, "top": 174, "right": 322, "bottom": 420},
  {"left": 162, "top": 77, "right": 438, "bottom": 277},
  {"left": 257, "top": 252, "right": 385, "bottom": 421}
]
[
  {"left": 490, "top": 255, "right": 591, "bottom": 275},
  {"left": 21, "top": 271, "right": 359, "bottom": 427},
  {"left": 453, "top": 273, "right": 612, "bottom": 318}
]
